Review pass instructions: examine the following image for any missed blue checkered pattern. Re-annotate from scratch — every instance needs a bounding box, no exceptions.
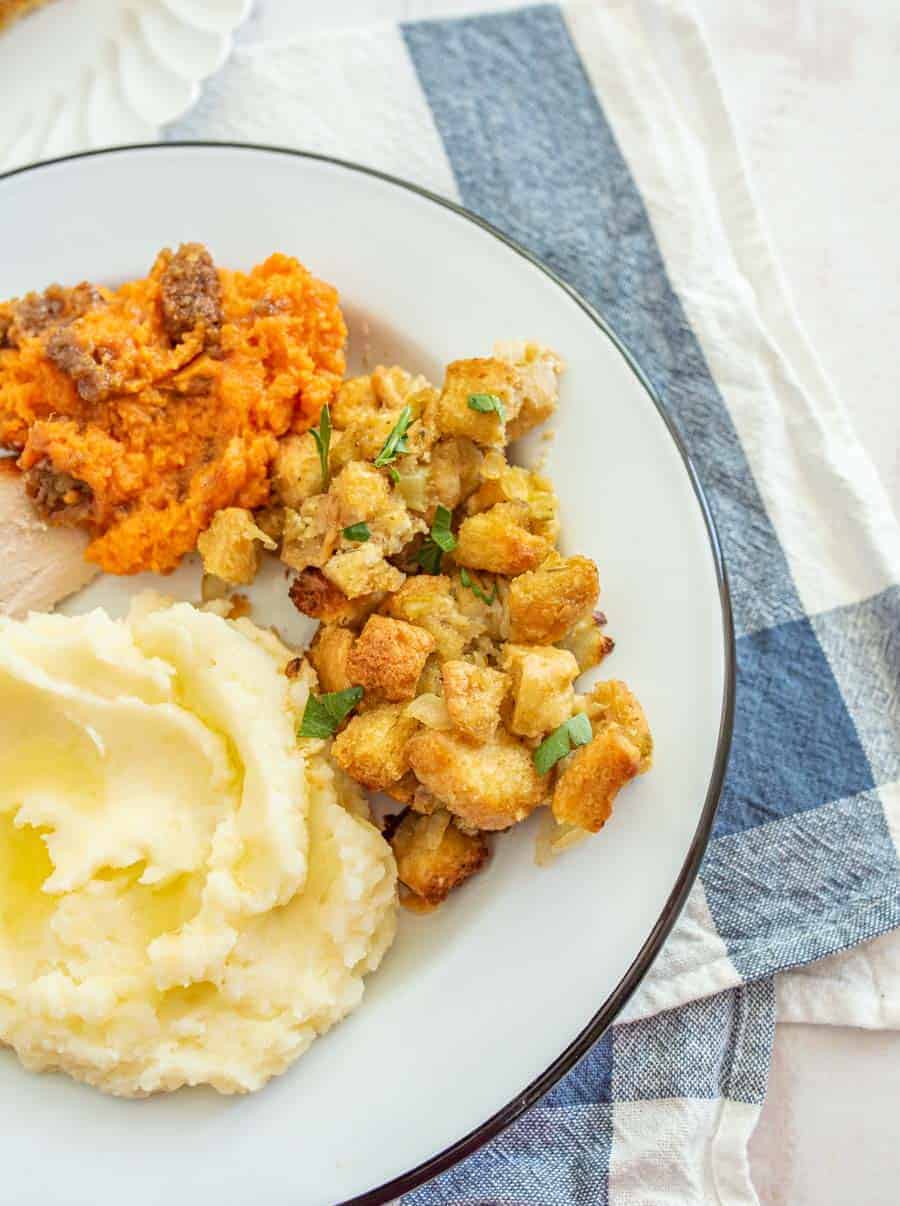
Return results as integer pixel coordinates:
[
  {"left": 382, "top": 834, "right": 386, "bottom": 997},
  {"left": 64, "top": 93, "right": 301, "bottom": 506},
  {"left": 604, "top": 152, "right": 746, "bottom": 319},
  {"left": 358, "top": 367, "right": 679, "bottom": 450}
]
[{"left": 397, "top": 5, "right": 900, "bottom": 1201}]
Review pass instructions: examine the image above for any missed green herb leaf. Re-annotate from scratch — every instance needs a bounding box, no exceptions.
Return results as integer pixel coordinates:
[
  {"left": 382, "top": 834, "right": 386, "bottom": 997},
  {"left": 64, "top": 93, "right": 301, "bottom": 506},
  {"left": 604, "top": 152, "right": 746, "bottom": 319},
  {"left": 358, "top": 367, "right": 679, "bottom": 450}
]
[
  {"left": 299, "top": 686, "right": 364, "bottom": 739},
  {"left": 389, "top": 466, "right": 401, "bottom": 485},
  {"left": 460, "top": 567, "right": 497, "bottom": 606},
  {"left": 309, "top": 405, "right": 332, "bottom": 488},
  {"left": 374, "top": 404, "right": 413, "bottom": 468},
  {"left": 533, "top": 714, "right": 593, "bottom": 776},
  {"left": 415, "top": 504, "right": 456, "bottom": 574},
  {"left": 343, "top": 522, "right": 371, "bottom": 543},
  {"left": 430, "top": 504, "right": 457, "bottom": 553},
  {"left": 467, "top": 392, "right": 506, "bottom": 422}
]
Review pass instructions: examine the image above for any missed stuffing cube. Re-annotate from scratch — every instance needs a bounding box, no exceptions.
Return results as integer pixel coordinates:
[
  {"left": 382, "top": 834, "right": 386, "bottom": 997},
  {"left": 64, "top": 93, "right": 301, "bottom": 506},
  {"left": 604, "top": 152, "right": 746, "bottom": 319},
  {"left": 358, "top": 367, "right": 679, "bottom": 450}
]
[
  {"left": 271, "top": 433, "right": 326, "bottom": 510},
  {"left": 436, "top": 358, "right": 522, "bottom": 447},
  {"left": 386, "top": 574, "right": 481, "bottom": 661},
  {"left": 583, "top": 680, "right": 653, "bottom": 768},
  {"left": 308, "top": 624, "right": 355, "bottom": 693},
  {"left": 441, "top": 660, "right": 508, "bottom": 743},
  {"left": 501, "top": 644, "right": 579, "bottom": 738},
  {"left": 406, "top": 727, "right": 547, "bottom": 831},
  {"left": 558, "top": 615, "right": 615, "bottom": 672},
  {"left": 493, "top": 341, "right": 563, "bottom": 440},
  {"left": 454, "top": 501, "right": 552, "bottom": 576},
  {"left": 331, "top": 703, "right": 420, "bottom": 791},
  {"left": 323, "top": 543, "right": 405, "bottom": 598},
  {"left": 466, "top": 463, "right": 559, "bottom": 543},
  {"left": 331, "top": 460, "right": 391, "bottom": 527},
  {"left": 389, "top": 810, "right": 490, "bottom": 907},
  {"left": 280, "top": 496, "right": 340, "bottom": 571},
  {"left": 289, "top": 567, "right": 383, "bottom": 626},
  {"left": 507, "top": 553, "right": 599, "bottom": 644},
  {"left": 347, "top": 615, "right": 435, "bottom": 701},
  {"left": 197, "top": 507, "right": 275, "bottom": 585},
  {"left": 429, "top": 438, "right": 484, "bottom": 511}
]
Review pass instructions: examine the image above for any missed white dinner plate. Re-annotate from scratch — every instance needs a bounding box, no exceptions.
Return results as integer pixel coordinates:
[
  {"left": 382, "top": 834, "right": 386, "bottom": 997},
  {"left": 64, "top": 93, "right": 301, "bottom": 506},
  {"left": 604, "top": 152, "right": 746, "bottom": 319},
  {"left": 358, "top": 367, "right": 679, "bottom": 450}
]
[{"left": 0, "top": 143, "right": 733, "bottom": 1205}]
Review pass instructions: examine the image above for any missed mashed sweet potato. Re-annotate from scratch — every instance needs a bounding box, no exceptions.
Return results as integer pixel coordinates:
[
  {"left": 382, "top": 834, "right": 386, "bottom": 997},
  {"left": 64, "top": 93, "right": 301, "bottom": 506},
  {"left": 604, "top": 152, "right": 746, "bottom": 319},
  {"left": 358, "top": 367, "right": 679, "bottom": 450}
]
[{"left": 0, "top": 246, "right": 346, "bottom": 574}]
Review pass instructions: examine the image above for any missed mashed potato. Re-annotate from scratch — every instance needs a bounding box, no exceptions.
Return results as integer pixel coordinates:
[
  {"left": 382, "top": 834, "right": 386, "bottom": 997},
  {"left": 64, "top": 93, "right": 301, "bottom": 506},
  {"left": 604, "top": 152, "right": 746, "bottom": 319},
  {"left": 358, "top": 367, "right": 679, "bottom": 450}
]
[{"left": 0, "top": 599, "right": 396, "bottom": 1096}]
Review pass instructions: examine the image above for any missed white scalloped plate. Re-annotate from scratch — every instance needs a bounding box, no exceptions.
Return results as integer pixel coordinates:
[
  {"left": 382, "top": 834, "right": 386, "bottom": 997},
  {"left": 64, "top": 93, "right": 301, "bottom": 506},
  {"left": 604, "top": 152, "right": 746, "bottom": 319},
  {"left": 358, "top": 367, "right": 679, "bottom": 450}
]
[
  {"left": 0, "top": 145, "right": 732, "bottom": 1205},
  {"left": 0, "top": 0, "right": 251, "bottom": 171}
]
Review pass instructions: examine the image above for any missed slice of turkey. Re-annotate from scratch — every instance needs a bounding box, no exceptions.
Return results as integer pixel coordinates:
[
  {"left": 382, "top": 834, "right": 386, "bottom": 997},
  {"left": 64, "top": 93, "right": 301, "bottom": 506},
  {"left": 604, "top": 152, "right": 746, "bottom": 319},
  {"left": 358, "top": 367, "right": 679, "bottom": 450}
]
[{"left": 0, "top": 462, "right": 97, "bottom": 617}]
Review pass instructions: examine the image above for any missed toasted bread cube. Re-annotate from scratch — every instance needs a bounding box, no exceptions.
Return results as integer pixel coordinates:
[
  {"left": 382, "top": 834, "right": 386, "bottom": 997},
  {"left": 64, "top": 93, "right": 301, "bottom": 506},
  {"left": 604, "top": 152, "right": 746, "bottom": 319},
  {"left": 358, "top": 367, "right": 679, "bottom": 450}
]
[
  {"left": 551, "top": 729, "right": 642, "bottom": 833},
  {"left": 289, "top": 568, "right": 383, "bottom": 626},
  {"left": 330, "top": 460, "right": 388, "bottom": 526},
  {"left": 271, "top": 433, "right": 325, "bottom": 510},
  {"left": 508, "top": 554, "right": 599, "bottom": 644},
  {"left": 280, "top": 495, "right": 340, "bottom": 571},
  {"left": 436, "top": 358, "right": 522, "bottom": 447},
  {"left": 494, "top": 341, "right": 563, "bottom": 439},
  {"left": 466, "top": 463, "right": 559, "bottom": 543},
  {"left": 429, "top": 437, "right": 484, "bottom": 511},
  {"left": 454, "top": 501, "right": 552, "bottom": 576},
  {"left": 308, "top": 625, "right": 355, "bottom": 693},
  {"left": 502, "top": 645, "right": 579, "bottom": 738},
  {"left": 441, "top": 660, "right": 508, "bottom": 743},
  {"left": 386, "top": 574, "right": 481, "bottom": 661},
  {"left": 390, "top": 810, "right": 489, "bottom": 906},
  {"left": 323, "top": 543, "right": 405, "bottom": 598},
  {"left": 197, "top": 507, "right": 275, "bottom": 585},
  {"left": 583, "top": 680, "right": 653, "bottom": 769},
  {"left": 406, "top": 727, "right": 546, "bottom": 831},
  {"left": 332, "top": 703, "right": 420, "bottom": 791},
  {"left": 558, "top": 615, "right": 615, "bottom": 672},
  {"left": 552, "top": 680, "right": 652, "bottom": 832},
  {"left": 347, "top": 615, "right": 435, "bottom": 701}
]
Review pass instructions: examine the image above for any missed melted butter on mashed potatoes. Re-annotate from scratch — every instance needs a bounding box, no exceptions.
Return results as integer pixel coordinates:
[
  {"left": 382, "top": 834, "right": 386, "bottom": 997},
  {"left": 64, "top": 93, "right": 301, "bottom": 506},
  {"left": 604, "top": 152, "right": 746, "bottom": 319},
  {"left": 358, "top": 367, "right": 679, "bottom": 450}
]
[{"left": 0, "top": 598, "right": 397, "bottom": 1096}]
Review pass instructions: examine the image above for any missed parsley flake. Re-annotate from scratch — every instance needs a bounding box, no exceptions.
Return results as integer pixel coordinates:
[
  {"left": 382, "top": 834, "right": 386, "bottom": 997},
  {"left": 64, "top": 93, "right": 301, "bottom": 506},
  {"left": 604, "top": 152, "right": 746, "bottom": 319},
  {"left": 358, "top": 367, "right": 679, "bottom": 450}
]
[
  {"left": 533, "top": 713, "right": 593, "bottom": 776},
  {"left": 309, "top": 405, "right": 332, "bottom": 488},
  {"left": 343, "top": 522, "right": 371, "bottom": 543},
  {"left": 416, "top": 504, "right": 456, "bottom": 574},
  {"left": 374, "top": 405, "right": 413, "bottom": 468},
  {"left": 299, "top": 686, "right": 364, "bottom": 739},
  {"left": 460, "top": 567, "right": 497, "bottom": 606},
  {"left": 467, "top": 392, "right": 506, "bottom": 422}
]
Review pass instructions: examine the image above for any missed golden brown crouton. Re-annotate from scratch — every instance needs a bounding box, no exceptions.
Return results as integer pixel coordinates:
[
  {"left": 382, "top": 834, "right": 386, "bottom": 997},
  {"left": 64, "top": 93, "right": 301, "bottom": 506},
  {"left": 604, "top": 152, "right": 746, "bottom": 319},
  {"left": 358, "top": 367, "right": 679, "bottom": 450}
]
[
  {"left": 280, "top": 495, "right": 340, "bottom": 571},
  {"left": 331, "top": 703, "right": 420, "bottom": 791},
  {"left": 323, "top": 543, "right": 405, "bottom": 598},
  {"left": 558, "top": 614, "right": 615, "bottom": 672},
  {"left": 551, "top": 728, "right": 643, "bottom": 833},
  {"left": 502, "top": 645, "right": 579, "bottom": 738},
  {"left": 289, "top": 568, "right": 383, "bottom": 626},
  {"left": 197, "top": 507, "right": 275, "bottom": 585},
  {"left": 429, "top": 437, "right": 484, "bottom": 511},
  {"left": 385, "top": 574, "right": 481, "bottom": 661},
  {"left": 406, "top": 727, "right": 547, "bottom": 831},
  {"left": 347, "top": 615, "right": 436, "bottom": 701},
  {"left": 436, "top": 358, "right": 522, "bottom": 447},
  {"left": 582, "top": 680, "right": 653, "bottom": 769},
  {"left": 331, "top": 460, "right": 391, "bottom": 527},
  {"left": 454, "top": 501, "right": 552, "bottom": 576},
  {"left": 494, "top": 340, "right": 564, "bottom": 440},
  {"left": 271, "top": 433, "right": 325, "bottom": 510},
  {"left": 507, "top": 553, "right": 599, "bottom": 644},
  {"left": 390, "top": 810, "right": 489, "bottom": 906},
  {"left": 441, "top": 660, "right": 508, "bottom": 743},
  {"left": 466, "top": 463, "right": 560, "bottom": 544},
  {"left": 552, "top": 680, "right": 652, "bottom": 832},
  {"left": 308, "top": 625, "right": 355, "bottom": 693}
]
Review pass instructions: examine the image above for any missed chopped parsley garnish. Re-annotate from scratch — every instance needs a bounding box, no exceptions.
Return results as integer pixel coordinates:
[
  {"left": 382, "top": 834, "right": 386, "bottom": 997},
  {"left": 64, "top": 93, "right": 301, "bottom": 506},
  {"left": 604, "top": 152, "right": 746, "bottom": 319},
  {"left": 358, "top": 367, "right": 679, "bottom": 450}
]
[
  {"left": 415, "top": 504, "right": 456, "bottom": 574},
  {"left": 299, "top": 686, "right": 364, "bottom": 739},
  {"left": 533, "top": 713, "right": 593, "bottom": 776},
  {"left": 309, "top": 404, "right": 332, "bottom": 488},
  {"left": 460, "top": 567, "right": 497, "bottom": 606},
  {"left": 343, "top": 522, "right": 371, "bottom": 543},
  {"left": 389, "top": 466, "right": 401, "bottom": 485},
  {"left": 374, "top": 404, "right": 413, "bottom": 468},
  {"left": 467, "top": 392, "right": 506, "bottom": 422}
]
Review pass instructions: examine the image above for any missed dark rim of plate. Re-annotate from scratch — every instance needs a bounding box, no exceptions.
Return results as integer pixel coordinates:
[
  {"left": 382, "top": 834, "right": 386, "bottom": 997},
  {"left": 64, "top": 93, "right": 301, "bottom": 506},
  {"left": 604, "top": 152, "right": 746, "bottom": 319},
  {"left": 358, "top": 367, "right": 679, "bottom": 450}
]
[{"left": 0, "top": 142, "right": 736, "bottom": 1206}]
